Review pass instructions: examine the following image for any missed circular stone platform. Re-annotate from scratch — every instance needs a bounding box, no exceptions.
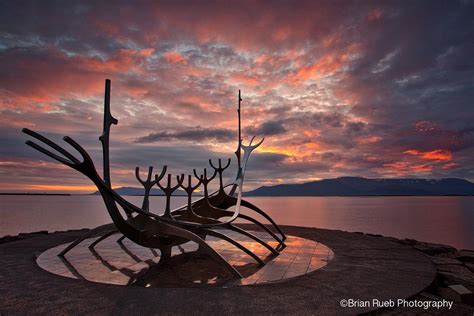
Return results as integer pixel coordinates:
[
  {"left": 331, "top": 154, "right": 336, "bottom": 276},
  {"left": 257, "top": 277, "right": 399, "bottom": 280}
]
[
  {"left": 37, "top": 231, "right": 333, "bottom": 287},
  {"left": 0, "top": 225, "right": 436, "bottom": 314}
]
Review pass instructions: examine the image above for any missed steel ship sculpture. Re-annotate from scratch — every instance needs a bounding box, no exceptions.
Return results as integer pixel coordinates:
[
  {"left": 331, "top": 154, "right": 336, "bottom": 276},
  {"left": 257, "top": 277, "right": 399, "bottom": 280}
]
[{"left": 23, "top": 79, "right": 286, "bottom": 278}]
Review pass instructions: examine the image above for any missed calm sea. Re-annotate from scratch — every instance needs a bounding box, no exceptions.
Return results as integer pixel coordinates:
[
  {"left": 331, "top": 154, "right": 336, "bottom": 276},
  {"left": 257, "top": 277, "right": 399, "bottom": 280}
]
[{"left": 0, "top": 195, "right": 472, "bottom": 249}]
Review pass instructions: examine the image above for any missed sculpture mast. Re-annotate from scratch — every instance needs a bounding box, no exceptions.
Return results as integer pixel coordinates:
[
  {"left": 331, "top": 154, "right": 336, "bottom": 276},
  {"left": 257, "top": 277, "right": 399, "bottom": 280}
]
[
  {"left": 230, "top": 90, "right": 243, "bottom": 196},
  {"left": 99, "top": 79, "right": 118, "bottom": 188},
  {"left": 235, "top": 90, "right": 242, "bottom": 170}
]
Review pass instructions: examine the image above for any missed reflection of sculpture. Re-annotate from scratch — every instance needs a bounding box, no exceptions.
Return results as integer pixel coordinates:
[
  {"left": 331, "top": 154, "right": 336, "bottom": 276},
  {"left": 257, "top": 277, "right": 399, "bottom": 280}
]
[{"left": 23, "top": 79, "right": 286, "bottom": 278}]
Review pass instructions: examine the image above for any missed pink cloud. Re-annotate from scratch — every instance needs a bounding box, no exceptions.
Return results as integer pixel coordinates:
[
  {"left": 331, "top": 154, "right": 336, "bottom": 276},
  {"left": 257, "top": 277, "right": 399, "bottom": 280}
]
[
  {"left": 163, "top": 51, "right": 187, "bottom": 65},
  {"left": 404, "top": 149, "right": 453, "bottom": 161}
]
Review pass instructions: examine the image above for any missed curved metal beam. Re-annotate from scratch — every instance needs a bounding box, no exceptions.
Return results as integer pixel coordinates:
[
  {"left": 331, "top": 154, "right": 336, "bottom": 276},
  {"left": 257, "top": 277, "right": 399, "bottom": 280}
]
[
  {"left": 58, "top": 223, "right": 116, "bottom": 257},
  {"left": 88, "top": 230, "right": 118, "bottom": 249},
  {"left": 226, "top": 224, "right": 279, "bottom": 256},
  {"left": 238, "top": 213, "right": 286, "bottom": 248},
  {"left": 202, "top": 228, "right": 265, "bottom": 266},
  {"left": 240, "top": 199, "right": 287, "bottom": 241}
]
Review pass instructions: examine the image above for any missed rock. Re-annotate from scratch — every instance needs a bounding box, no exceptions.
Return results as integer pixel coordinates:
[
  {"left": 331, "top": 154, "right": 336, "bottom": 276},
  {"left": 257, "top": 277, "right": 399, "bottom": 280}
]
[
  {"left": 457, "top": 250, "right": 474, "bottom": 264},
  {"left": 0, "top": 230, "right": 49, "bottom": 244},
  {"left": 366, "top": 233, "right": 383, "bottom": 237},
  {"left": 404, "top": 238, "right": 418, "bottom": 245},
  {"left": 466, "top": 263, "right": 474, "bottom": 273},
  {"left": 412, "top": 242, "right": 457, "bottom": 256},
  {"left": 19, "top": 230, "right": 48, "bottom": 237},
  {"left": 437, "top": 284, "right": 474, "bottom": 305},
  {"left": 437, "top": 264, "right": 474, "bottom": 287},
  {"left": 383, "top": 236, "right": 402, "bottom": 243},
  {"left": 0, "top": 235, "right": 15, "bottom": 244},
  {"left": 429, "top": 256, "right": 463, "bottom": 266}
]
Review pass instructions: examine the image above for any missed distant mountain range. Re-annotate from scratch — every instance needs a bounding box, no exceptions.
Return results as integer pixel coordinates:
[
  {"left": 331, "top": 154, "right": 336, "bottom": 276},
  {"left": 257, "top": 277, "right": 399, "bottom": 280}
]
[
  {"left": 90, "top": 177, "right": 474, "bottom": 196},
  {"left": 245, "top": 177, "right": 474, "bottom": 196}
]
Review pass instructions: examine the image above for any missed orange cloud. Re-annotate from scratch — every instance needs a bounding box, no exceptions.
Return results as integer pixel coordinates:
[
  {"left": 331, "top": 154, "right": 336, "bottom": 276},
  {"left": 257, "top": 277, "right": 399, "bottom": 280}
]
[
  {"left": 0, "top": 46, "right": 156, "bottom": 116},
  {"left": 288, "top": 44, "right": 360, "bottom": 83},
  {"left": 230, "top": 73, "right": 259, "bottom": 86},
  {"left": 259, "top": 145, "right": 297, "bottom": 157},
  {"left": 163, "top": 51, "right": 187, "bottom": 65},
  {"left": 303, "top": 130, "right": 320, "bottom": 138},
  {"left": 357, "top": 136, "right": 382, "bottom": 144},
  {"left": 79, "top": 48, "right": 153, "bottom": 73},
  {"left": 321, "top": 33, "right": 341, "bottom": 48},
  {"left": 290, "top": 54, "right": 342, "bottom": 82},
  {"left": 138, "top": 48, "right": 155, "bottom": 57},
  {"left": 404, "top": 149, "right": 453, "bottom": 161},
  {"left": 442, "top": 162, "right": 460, "bottom": 170},
  {"left": 383, "top": 161, "right": 433, "bottom": 175}
]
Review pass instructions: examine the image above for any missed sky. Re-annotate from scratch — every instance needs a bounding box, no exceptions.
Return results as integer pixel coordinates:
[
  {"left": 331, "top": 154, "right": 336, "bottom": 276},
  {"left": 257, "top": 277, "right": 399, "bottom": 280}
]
[{"left": 0, "top": 0, "right": 473, "bottom": 193}]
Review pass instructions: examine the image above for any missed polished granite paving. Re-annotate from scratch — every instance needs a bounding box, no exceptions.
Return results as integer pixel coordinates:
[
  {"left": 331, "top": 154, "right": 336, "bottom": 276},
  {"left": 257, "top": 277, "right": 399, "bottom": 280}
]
[{"left": 37, "top": 230, "right": 334, "bottom": 287}]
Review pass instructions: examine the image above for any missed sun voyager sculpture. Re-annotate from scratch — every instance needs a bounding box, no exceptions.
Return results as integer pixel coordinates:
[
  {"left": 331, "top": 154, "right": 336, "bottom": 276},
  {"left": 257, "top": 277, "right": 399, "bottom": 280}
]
[{"left": 23, "top": 79, "right": 286, "bottom": 278}]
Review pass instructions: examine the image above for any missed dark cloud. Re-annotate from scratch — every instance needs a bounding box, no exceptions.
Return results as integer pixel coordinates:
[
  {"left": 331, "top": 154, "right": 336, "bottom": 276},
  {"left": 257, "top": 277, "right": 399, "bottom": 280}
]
[
  {"left": 134, "top": 127, "right": 235, "bottom": 143},
  {"left": 244, "top": 121, "right": 287, "bottom": 136},
  {"left": 345, "top": 121, "right": 367, "bottom": 135}
]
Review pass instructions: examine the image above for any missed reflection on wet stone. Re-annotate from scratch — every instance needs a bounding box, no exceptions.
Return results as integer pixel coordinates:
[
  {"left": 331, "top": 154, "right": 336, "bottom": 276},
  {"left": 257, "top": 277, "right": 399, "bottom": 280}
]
[{"left": 37, "top": 231, "right": 333, "bottom": 287}]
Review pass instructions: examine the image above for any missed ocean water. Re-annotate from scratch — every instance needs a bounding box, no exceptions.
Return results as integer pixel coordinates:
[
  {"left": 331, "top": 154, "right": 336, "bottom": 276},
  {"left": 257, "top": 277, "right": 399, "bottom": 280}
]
[{"left": 0, "top": 195, "right": 472, "bottom": 249}]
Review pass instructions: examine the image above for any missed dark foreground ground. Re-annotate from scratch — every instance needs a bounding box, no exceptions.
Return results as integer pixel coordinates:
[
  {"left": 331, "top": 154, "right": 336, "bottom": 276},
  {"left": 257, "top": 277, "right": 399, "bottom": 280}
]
[{"left": 0, "top": 225, "right": 473, "bottom": 315}]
